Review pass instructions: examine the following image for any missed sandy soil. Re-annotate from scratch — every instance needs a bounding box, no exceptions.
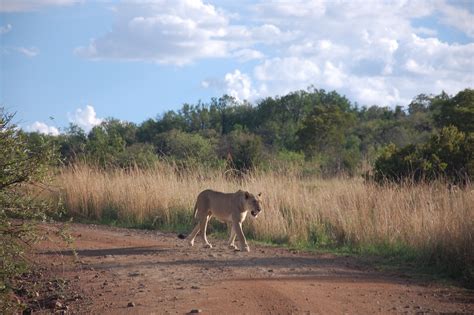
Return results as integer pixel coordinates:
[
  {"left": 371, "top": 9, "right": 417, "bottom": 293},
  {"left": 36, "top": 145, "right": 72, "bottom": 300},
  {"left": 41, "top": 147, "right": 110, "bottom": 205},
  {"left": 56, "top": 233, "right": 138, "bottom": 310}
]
[{"left": 32, "top": 223, "right": 473, "bottom": 314}]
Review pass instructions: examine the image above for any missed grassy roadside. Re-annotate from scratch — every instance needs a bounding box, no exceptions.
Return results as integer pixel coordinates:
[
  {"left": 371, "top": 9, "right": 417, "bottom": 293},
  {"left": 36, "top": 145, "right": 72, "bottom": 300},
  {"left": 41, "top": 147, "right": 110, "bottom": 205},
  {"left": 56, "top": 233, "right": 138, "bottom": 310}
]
[
  {"left": 49, "top": 163, "right": 473, "bottom": 288},
  {"left": 250, "top": 237, "right": 472, "bottom": 288},
  {"left": 65, "top": 214, "right": 472, "bottom": 289}
]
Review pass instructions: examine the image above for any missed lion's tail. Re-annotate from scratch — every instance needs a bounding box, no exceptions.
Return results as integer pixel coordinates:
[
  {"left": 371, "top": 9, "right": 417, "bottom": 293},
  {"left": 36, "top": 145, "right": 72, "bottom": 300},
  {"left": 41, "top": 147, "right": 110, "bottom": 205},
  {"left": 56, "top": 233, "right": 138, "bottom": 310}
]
[
  {"left": 193, "top": 201, "right": 198, "bottom": 219},
  {"left": 177, "top": 203, "right": 199, "bottom": 240}
]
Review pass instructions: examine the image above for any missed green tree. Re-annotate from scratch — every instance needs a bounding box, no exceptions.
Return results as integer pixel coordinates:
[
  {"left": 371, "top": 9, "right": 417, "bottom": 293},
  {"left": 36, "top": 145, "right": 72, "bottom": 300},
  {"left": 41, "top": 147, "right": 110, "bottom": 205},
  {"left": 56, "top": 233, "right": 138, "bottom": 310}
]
[
  {"left": 405, "top": 95, "right": 435, "bottom": 144},
  {"left": 154, "top": 129, "right": 217, "bottom": 165},
  {"left": 427, "top": 126, "right": 473, "bottom": 181},
  {"left": 296, "top": 92, "right": 357, "bottom": 173},
  {"left": 58, "top": 124, "right": 87, "bottom": 164},
  {"left": 221, "top": 128, "right": 264, "bottom": 171},
  {"left": 408, "top": 93, "right": 432, "bottom": 115},
  {"left": 341, "top": 135, "right": 362, "bottom": 175},
  {"left": 116, "top": 143, "right": 158, "bottom": 168},
  {"left": 209, "top": 95, "right": 245, "bottom": 134},
  {"left": 255, "top": 90, "right": 312, "bottom": 150},
  {"left": 434, "top": 88, "right": 474, "bottom": 133},
  {"left": 136, "top": 118, "right": 159, "bottom": 143},
  {"left": 101, "top": 118, "right": 137, "bottom": 145},
  {"left": 86, "top": 123, "right": 126, "bottom": 167},
  {"left": 297, "top": 92, "right": 355, "bottom": 155}
]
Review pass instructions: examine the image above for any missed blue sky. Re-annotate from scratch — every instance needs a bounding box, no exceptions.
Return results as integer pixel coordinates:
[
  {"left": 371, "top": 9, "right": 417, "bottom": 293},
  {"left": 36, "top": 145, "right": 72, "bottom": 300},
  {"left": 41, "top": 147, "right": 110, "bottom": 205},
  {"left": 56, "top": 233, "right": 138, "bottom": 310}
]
[{"left": 1, "top": 0, "right": 473, "bottom": 134}]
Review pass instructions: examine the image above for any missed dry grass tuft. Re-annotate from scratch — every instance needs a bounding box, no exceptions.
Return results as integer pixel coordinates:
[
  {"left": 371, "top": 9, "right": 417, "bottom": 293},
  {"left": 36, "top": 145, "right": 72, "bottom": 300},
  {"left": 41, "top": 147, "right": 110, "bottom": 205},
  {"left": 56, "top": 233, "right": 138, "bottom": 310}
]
[{"left": 54, "top": 163, "right": 473, "bottom": 281}]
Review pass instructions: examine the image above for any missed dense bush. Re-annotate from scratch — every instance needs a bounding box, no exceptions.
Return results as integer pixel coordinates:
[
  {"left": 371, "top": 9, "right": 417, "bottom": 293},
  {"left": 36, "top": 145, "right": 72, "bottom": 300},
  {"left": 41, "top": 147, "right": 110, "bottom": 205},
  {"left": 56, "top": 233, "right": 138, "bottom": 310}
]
[
  {"left": 373, "top": 126, "right": 473, "bottom": 183},
  {"left": 115, "top": 143, "right": 159, "bottom": 168},
  {"left": 373, "top": 89, "right": 473, "bottom": 184},
  {"left": 434, "top": 88, "right": 474, "bottom": 133},
  {"left": 155, "top": 129, "right": 218, "bottom": 165},
  {"left": 0, "top": 109, "right": 59, "bottom": 312},
  {"left": 220, "top": 128, "right": 265, "bottom": 171}
]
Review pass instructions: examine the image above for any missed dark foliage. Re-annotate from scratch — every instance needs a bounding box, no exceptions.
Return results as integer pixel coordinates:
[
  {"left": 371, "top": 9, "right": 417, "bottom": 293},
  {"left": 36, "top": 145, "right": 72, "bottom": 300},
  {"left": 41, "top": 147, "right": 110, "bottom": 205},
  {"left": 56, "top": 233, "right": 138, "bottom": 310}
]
[
  {"left": 373, "top": 89, "right": 473, "bottom": 184},
  {"left": 26, "top": 88, "right": 473, "bottom": 180},
  {"left": 0, "top": 109, "right": 61, "bottom": 312}
]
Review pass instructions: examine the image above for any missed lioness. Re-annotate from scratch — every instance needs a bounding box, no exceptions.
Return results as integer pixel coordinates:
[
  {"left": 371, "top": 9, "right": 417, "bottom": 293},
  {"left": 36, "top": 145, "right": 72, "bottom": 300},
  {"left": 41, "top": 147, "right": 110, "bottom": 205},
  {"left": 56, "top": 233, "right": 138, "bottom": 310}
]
[{"left": 181, "top": 189, "right": 262, "bottom": 252}]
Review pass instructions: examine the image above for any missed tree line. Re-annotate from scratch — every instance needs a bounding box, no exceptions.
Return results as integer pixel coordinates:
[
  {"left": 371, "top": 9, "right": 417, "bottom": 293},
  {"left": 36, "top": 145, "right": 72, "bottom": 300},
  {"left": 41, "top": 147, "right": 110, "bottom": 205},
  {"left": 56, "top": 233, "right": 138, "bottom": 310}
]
[{"left": 23, "top": 87, "right": 474, "bottom": 182}]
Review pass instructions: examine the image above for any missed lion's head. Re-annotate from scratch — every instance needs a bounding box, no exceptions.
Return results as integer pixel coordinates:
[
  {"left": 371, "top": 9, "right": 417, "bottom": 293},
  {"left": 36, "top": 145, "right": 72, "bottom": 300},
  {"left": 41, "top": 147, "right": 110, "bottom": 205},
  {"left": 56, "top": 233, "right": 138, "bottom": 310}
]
[{"left": 244, "top": 191, "right": 263, "bottom": 218}]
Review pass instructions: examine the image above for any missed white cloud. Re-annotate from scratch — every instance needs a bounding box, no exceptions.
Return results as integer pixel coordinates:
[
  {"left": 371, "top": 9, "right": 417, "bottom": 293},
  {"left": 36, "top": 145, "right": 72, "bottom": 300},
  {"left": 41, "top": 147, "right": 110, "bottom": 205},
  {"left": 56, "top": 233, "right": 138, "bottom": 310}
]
[
  {"left": 72, "top": 0, "right": 473, "bottom": 107},
  {"left": 0, "top": 0, "right": 78, "bottom": 12},
  {"left": 405, "top": 59, "right": 433, "bottom": 75},
  {"left": 15, "top": 47, "right": 39, "bottom": 57},
  {"left": 402, "top": 34, "right": 474, "bottom": 75},
  {"left": 1, "top": 46, "right": 40, "bottom": 57},
  {"left": 75, "top": 0, "right": 295, "bottom": 65},
  {"left": 249, "top": 24, "right": 292, "bottom": 43},
  {"left": 323, "top": 61, "right": 347, "bottom": 88},
  {"left": 75, "top": 0, "right": 231, "bottom": 65},
  {"left": 437, "top": 1, "right": 474, "bottom": 38},
  {"left": 68, "top": 105, "right": 103, "bottom": 132},
  {"left": 237, "top": 0, "right": 473, "bottom": 106},
  {"left": 201, "top": 80, "right": 210, "bottom": 88},
  {"left": 232, "top": 49, "right": 264, "bottom": 62},
  {"left": 253, "top": 1, "right": 326, "bottom": 19},
  {"left": 255, "top": 57, "right": 320, "bottom": 82},
  {"left": 349, "top": 77, "right": 405, "bottom": 106},
  {"left": 224, "top": 69, "right": 256, "bottom": 101},
  {"left": 413, "top": 26, "right": 438, "bottom": 37},
  {"left": 27, "top": 121, "right": 60, "bottom": 136},
  {"left": 0, "top": 24, "right": 12, "bottom": 35}
]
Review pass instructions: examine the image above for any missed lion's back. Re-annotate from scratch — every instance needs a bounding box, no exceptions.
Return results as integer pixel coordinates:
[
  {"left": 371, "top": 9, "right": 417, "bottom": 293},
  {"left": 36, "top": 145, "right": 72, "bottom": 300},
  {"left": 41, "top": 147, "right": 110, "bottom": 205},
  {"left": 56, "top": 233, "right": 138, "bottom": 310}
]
[{"left": 196, "top": 189, "right": 241, "bottom": 214}]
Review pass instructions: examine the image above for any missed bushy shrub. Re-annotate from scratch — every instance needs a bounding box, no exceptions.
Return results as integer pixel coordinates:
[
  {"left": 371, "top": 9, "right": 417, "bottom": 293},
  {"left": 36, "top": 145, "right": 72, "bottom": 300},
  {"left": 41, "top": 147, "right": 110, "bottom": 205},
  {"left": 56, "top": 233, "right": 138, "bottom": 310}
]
[
  {"left": 154, "top": 129, "right": 219, "bottom": 167},
  {"left": 220, "top": 129, "right": 265, "bottom": 171},
  {"left": 0, "top": 109, "right": 59, "bottom": 312},
  {"left": 116, "top": 143, "right": 159, "bottom": 168},
  {"left": 373, "top": 126, "right": 473, "bottom": 183}
]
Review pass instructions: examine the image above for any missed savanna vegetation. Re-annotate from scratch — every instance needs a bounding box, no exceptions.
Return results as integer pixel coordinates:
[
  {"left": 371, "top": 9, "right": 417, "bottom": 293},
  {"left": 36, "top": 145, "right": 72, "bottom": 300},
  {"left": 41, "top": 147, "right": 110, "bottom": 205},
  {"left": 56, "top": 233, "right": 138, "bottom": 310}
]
[
  {"left": 1, "top": 87, "right": 473, "bottom": 311},
  {"left": 49, "top": 87, "right": 473, "bottom": 183},
  {"left": 0, "top": 111, "right": 62, "bottom": 312},
  {"left": 57, "top": 163, "right": 473, "bottom": 287}
]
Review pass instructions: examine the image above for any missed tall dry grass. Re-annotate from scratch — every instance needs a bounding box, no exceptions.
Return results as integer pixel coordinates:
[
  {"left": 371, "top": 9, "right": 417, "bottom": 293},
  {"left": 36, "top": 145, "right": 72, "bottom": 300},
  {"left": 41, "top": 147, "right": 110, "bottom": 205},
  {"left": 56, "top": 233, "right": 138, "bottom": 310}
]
[{"left": 54, "top": 163, "right": 473, "bottom": 281}]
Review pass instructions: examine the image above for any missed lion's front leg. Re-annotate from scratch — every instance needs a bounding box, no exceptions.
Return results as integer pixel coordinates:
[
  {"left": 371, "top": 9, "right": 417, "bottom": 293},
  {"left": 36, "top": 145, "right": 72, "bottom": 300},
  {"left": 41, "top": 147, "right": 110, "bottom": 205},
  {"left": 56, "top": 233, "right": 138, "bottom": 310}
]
[{"left": 233, "top": 221, "right": 250, "bottom": 252}]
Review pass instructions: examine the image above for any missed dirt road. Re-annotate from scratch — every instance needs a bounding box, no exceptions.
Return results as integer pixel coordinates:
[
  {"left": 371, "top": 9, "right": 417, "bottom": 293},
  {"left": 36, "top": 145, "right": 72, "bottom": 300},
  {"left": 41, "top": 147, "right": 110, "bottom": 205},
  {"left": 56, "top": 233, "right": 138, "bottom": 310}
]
[{"left": 34, "top": 223, "right": 473, "bottom": 314}]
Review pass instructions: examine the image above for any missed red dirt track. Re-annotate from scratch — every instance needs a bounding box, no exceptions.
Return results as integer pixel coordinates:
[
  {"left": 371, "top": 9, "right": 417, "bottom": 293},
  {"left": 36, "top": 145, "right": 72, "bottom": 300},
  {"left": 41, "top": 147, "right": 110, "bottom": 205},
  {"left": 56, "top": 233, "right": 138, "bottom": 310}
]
[{"left": 34, "top": 223, "right": 473, "bottom": 314}]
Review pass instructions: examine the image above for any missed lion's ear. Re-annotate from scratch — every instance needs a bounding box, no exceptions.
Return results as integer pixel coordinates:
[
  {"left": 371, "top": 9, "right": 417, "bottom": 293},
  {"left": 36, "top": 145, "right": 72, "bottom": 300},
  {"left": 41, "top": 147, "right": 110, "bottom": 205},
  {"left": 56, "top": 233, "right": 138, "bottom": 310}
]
[{"left": 245, "top": 191, "right": 250, "bottom": 199}]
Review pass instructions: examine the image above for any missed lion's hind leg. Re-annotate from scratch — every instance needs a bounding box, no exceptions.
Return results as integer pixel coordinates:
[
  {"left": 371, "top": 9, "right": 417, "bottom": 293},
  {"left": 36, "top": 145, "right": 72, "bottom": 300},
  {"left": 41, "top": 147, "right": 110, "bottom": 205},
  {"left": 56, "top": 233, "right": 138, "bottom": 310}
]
[
  {"left": 199, "top": 214, "right": 212, "bottom": 248},
  {"left": 188, "top": 223, "right": 200, "bottom": 247}
]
